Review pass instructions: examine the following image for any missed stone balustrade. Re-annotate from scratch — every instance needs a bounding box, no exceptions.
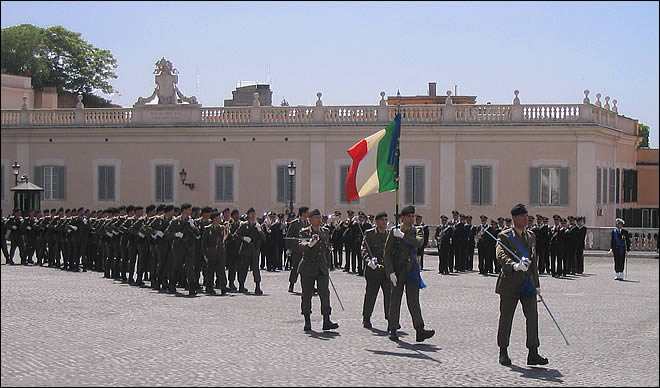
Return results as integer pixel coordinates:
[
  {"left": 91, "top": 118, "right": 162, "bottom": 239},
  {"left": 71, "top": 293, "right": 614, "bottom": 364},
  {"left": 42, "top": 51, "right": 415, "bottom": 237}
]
[{"left": 0, "top": 90, "right": 635, "bottom": 135}]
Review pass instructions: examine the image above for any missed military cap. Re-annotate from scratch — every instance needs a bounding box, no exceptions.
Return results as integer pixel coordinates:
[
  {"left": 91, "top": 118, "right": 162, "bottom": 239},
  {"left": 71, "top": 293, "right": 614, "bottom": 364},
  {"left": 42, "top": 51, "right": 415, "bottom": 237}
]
[
  {"left": 553, "top": 214, "right": 561, "bottom": 219},
  {"left": 65, "top": 209, "right": 71, "bottom": 213},
  {"left": 231, "top": 209, "right": 240, "bottom": 216},
  {"left": 560, "top": 218, "right": 568, "bottom": 223},
  {"left": 246, "top": 207, "right": 256, "bottom": 214},
  {"left": 78, "top": 207, "right": 84, "bottom": 212},
  {"left": 222, "top": 208, "right": 230, "bottom": 213},
  {"left": 210, "top": 211, "right": 222, "bottom": 220},
  {"left": 334, "top": 210, "right": 342, "bottom": 216},
  {"left": 201, "top": 206, "right": 212, "bottom": 214},
  {"left": 298, "top": 207, "right": 309, "bottom": 216},
  {"left": 452, "top": 210, "right": 459, "bottom": 215},
  {"left": 58, "top": 207, "right": 64, "bottom": 212},
  {"left": 51, "top": 208, "right": 57, "bottom": 213},
  {"left": 268, "top": 211, "right": 276, "bottom": 216},
  {"left": 347, "top": 210, "right": 354, "bottom": 215},
  {"left": 480, "top": 215, "right": 488, "bottom": 220},
  {"left": 358, "top": 211, "right": 366, "bottom": 217},
  {"left": 467, "top": 216, "right": 473, "bottom": 220},
  {"left": 568, "top": 215, "right": 575, "bottom": 220},
  {"left": 491, "top": 220, "right": 498, "bottom": 225},
  {"left": 146, "top": 204, "right": 156, "bottom": 212},
  {"left": 156, "top": 204, "right": 165, "bottom": 212},
  {"left": 460, "top": 214, "right": 466, "bottom": 219},
  {"left": 615, "top": 218, "right": 624, "bottom": 225},
  {"left": 505, "top": 218, "right": 512, "bottom": 222},
  {"left": 510, "top": 204, "right": 528, "bottom": 217},
  {"left": 309, "top": 209, "right": 321, "bottom": 217},
  {"left": 375, "top": 211, "right": 388, "bottom": 220},
  {"left": 497, "top": 217, "right": 504, "bottom": 221},
  {"left": 126, "top": 205, "right": 135, "bottom": 212},
  {"left": 192, "top": 206, "right": 200, "bottom": 212},
  {"left": 134, "top": 205, "right": 144, "bottom": 211},
  {"left": 164, "top": 205, "right": 174, "bottom": 212},
  {"left": 401, "top": 205, "right": 415, "bottom": 216},
  {"left": 416, "top": 214, "right": 423, "bottom": 219},
  {"left": 528, "top": 215, "right": 535, "bottom": 220},
  {"left": 118, "top": 205, "right": 126, "bottom": 211},
  {"left": 440, "top": 215, "right": 448, "bottom": 220},
  {"left": 278, "top": 213, "right": 285, "bottom": 218},
  {"left": 181, "top": 203, "right": 192, "bottom": 210}
]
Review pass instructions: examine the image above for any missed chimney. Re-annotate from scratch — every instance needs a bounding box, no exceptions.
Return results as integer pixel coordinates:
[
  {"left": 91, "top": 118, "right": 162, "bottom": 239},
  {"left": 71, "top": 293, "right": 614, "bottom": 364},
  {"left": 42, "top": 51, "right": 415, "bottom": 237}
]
[{"left": 428, "top": 82, "right": 436, "bottom": 97}]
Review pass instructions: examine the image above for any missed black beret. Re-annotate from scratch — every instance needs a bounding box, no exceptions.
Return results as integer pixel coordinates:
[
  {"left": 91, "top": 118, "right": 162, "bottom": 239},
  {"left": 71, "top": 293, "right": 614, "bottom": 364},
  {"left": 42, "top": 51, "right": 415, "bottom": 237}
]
[
  {"left": 375, "top": 211, "right": 388, "bottom": 220},
  {"left": 156, "top": 204, "right": 165, "bottom": 212},
  {"left": 201, "top": 206, "right": 212, "bottom": 214},
  {"left": 192, "top": 206, "right": 200, "bottom": 212},
  {"left": 210, "top": 211, "right": 221, "bottom": 220},
  {"left": 309, "top": 209, "right": 321, "bottom": 217},
  {"left": 174, "top": 207, "right": 181, "bottom": 212},
  {"left": 181, "top": 203, "right": 192, "bottom": 210},
  {"left": 510, "top": 204, "right": 528, "bottom": 217},
  {"left": 231, "top": 209, "right": 240, "bottom": 216},
  {"left": 164, "top": 205, "right": 174, "bottom": 212},
  {"left": 401, "top": 205, "right": 415, "bottom": 216},
  {"left": 146, "top": 205, "right": 156, "bottom": 212},
  {"left": 77, "top": 207, "right": 84, "bottom": 212},
  {"left": 126, "top": 205, "right": 135, "bottom": 212},
  {"left": 118, "top": 206, "right": 126, "bottom": 211},
  {"left": 134, "top": 206, "right": 144, "bottom": 211},
  {"left": 222, "top": 208, "right": 230, "bottom": 213},
  {"left": 246, "top": 207, "right": 255, "bottom": 214}
]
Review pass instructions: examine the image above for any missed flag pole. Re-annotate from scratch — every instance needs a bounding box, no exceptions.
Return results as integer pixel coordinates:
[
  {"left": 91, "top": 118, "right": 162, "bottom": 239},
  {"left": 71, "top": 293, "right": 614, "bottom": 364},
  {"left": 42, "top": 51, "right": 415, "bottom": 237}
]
[{"left": 395, "top": 90, "right": 401, "bottom": 228}]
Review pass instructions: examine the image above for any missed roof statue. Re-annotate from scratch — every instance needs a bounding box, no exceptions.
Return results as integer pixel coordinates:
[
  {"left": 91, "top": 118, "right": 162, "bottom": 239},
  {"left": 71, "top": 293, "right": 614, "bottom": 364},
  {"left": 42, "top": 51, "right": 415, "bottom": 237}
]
[{"left": 135, "top": 58, "right": 198, "bottom": 105}]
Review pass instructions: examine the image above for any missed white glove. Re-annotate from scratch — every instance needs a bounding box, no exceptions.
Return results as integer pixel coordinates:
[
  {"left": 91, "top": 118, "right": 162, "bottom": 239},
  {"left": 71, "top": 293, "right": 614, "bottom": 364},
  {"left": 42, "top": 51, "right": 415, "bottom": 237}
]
[
  {"left": 138, "top": 232, "right": 145, "bottom": 238},
  {"left": 106, "top": 232, "right": 113, "bottom": 237},
  {"left": 151, "top": 233, "right": 157, "bottom": 239},
  {"left": 392, "top": 228, "right": 404, "bottom": 238},
  {"left": 83, "top": 218, "right": 88, "bottom": 224},
  {"left": 12, "top": 225, "right": 17, "bottom": 230},
  {"left": 70, "top": 225, "right": 78, "bottom": 231},
  {"left": 156, "top": 231, "right": 164, "bottom": 238},
  {"left": 607, "top": 249, "right": 614, "bottom": 256},
  {"left": 113, "top": 230, "right": 119, "bottom": 235},
  {"left": 195, "top": 235, "right": 201, "bottom": 240},
  {"left": 286, "top": 249, "right": 291, "bottom": 256},
  {"left": 513, "top": 260, "right": 529, "bottom": 272},
  {"left": 367, "top": 257, "right": 378, "bottom": 269},
  {"left": 243, "top": 236, "right": 252, "bottom": 243},
  {"left": 308, "top": 234, "right": 319, "bottom": 247},
  {"left": 536, "top": 288, "right": 542, "bottom": 299},
  {"left": 175, "top": 232, "right": 184, "bottom": 238},
  {"left": 389, "top": 273, "right": 397, "bottom": 286},
  {"left": 188, "top": 218, "right": 195, "bottom": 226},
  {"left": 26, "top": 226, "right": 32, "bottom": 231},
  {"left": 67, "top": 229, "right": 72, "bottom": 233}
]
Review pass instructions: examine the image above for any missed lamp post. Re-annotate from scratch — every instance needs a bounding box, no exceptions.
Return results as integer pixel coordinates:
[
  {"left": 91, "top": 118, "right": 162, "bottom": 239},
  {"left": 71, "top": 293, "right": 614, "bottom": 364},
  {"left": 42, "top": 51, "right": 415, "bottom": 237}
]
[
  {"left": 12, "top": 161, "right": 20, "bottom": 186},
  {"left": 287, "top": 161, "right": 296, "bottom": 216}
]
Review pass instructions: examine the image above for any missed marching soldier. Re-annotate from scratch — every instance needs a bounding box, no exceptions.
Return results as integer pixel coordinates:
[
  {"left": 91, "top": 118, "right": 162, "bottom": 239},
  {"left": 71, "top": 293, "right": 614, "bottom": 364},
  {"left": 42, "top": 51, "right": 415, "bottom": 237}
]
[
  {"left": 342, "top": 209, "right": 355, "bottom": 272},
  {"left": 133, "top": 204, "right": 155, "bottom": 286},
  {"left": 576, "top": 216, "right": 587, "bottom": 274},
  {"left": 194, "top": 207, "right": 213, "bottom": 289},
  {"left": 234, "top": 207, "right": 265, "bottom": 295},
  {"left": 286, "top": 207, "right": 310, "bottom": 293},
  {"left": 361, "top": 211, "right": 390, "bottom": 329},
  {"left": 5, "top": 208, "right": 23, "bottom": 265},
  {"left": 201, "top": 211, "right": 228, "bottom": 295},
  {"left": 165, "top": 203, "right": 200, "bottom": 296},
  {"left": 477, "top": 215, "right": 490, "bottom": 275},
  {"left": 415, "top": 215, "right": 429, "bottom": 270},
  {"left": 496, "top": 204, "right": 548, "bottom": 367},
  {"left": 19, "top": 209, "right": 37, "bottom": 265},
  {"left": 225, "top": 209, "right": 241, "bottom": 291},
  {"left": 385, "top": 206, "right": 435, "bottom": 342},
  {"left": 435, "top": 215, "right": 453, "bottom": 275},
  {"left": 298, "top": 209, "right": 338, "bottom": 332},
  {"left": 466, "top": 215, "right": 477, "bottom": 271},
  {"left": 566, "top": 216, "right": 578, "bottom": 275}
]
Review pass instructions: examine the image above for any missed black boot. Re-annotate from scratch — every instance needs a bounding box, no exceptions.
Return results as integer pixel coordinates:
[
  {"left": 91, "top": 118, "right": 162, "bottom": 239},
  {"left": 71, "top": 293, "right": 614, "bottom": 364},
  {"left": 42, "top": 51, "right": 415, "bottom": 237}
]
[
  {"left": 254, "top": 282, "right": 263, "bottom": 295},
  {"left": 388, "top": 329, "right": 399, "bottom": 341},
  {"left": 527, "top": 348, "right": 548, "bottom": 365},
  {"left": 303, "top": 314, "right": 312, "bottom": 332},
  {"left": 415, "top": 328, "right": 435, "bottom": 342},
  {"left": 239, "top": 284, "right": 248, "bottom": 293},
  {"left": 499, "top": 347, "right": 512, "bottom": 366},
  {"left": 205, "top": 287, "right": 216, "bottom": 295},
  {"left": 322, "top": 314, "right": 339, "bottom": 330},
  {"left": 288, "top": 283, "right": 294, "bottom": 293},
  {"left": 362, "top": 318, "right": 372, "bottom": 329}
]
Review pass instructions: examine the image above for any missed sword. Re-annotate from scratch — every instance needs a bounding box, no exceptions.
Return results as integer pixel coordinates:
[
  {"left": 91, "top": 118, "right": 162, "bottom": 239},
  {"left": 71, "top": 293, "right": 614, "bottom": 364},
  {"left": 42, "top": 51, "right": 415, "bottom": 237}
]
[
  {"left": 328, "top": 274, "right": 345, "bottom": 311},
  {"left": 283, "top": 237, "right": 312, "bottom": 241},
  {"left": 539, "top": 295, "right": 570, "bottom": 346}
]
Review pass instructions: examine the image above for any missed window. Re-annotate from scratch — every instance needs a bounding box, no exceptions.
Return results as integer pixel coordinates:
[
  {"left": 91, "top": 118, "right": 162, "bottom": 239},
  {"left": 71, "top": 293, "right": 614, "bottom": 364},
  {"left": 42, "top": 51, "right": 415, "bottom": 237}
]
[
  {"left": 596, "top": 168, "right": 601, "bottom": 204},
  {"left": 98, "top": 165, "right": 115, "bottom": 201},
  {"left": 602, "top": 168, "right": 608, "bottom": 204},
  {"left": 276, "top": 165, "right": 296, "bottom": 203},
  {"left": 405, "top": 165, "right": 425, "bottom": 205},
  {"left": 616, "top": 168, "right": 620, "bottom": 204},
  {"left": 215, "top": 165, "right": 234, "bottom": 202},
  {"left": 33, "top": 165, "right": 66, "bottom": 200},
  {"left": 623, "top": 169, "right": 638, "bottom": 203},
  {"left": 609, "top": 169, "right": 615, "bottom": 204},
  {"left": 1, "top": 164, "right": 4, "bottom": 200},
  {"left": 155, "top": 164, "right": 173, "bottom": 202},
  {"left": 339, "top": 164, "right": 359, "bottom": 204},
  {"left": 471, "top": 166, "right": 492, "bottom": 205},
  {"left": 530, "top": 167, "right": 568, "bottom": 206}
]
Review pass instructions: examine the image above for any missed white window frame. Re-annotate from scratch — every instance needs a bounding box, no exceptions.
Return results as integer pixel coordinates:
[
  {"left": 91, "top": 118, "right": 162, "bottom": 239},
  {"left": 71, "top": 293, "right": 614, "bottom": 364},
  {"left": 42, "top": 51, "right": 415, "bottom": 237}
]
[
  {"left": 150, "top": 159, "right": 179, "bottom": 204},
  {"left": 271, "top": 158, "right": 301, "bottom": 208},
  {"left": 400, "top": 159, "right": 431, "bottom": 209},
  {"left": 209, "top": 159, "right": 239, "bottom": 206},
  {"left": 465, "top": 159, "right": 498, "bottom": 209},
  {"left": 92, "top": 159, "right": 120, "bottom": 204},
  {"left": 540, "top": 167, "right": 561, "bottom": 206},
  {"left": 35, "top": 159, "right": 65, "bottom": 201}
]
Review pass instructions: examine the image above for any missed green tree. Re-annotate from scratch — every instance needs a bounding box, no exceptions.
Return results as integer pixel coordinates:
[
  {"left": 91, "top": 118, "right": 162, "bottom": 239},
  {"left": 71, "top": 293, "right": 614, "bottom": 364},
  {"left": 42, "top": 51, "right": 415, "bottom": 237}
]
[
  {"left": 638, "top": 123, "right": 650, "bottom": 148},
  {"left": 1, "top": 24, "right": 118, "bottom": 96}
]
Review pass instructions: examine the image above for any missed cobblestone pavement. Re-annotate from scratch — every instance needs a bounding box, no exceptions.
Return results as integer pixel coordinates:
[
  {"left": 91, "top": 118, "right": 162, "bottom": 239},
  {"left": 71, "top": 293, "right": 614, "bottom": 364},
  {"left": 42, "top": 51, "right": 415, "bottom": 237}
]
[{"left": 1, "top": 253, "right": 658, "bottom": 386}]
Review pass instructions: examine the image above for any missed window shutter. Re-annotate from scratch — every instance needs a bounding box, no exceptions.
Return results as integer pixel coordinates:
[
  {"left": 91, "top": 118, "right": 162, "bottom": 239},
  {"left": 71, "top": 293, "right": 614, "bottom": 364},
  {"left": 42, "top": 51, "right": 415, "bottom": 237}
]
[
  {"left": 291, "top": 173, "right": 296, "bottom": 203},
  {"left": 34, "top": 166, "right": 43, "bottom": 200},
  {"left": 482, "top": 166, "right": 492, "bottom": 205},
  {"left": 107, "top": 166, "right": 115, "bottom": 201},
  {"left": 616, "top": 168, "right": 620, "bottom": 203},
  {"left": 529, "top": 167, "right": 539, "bottom": 205},
  {"left": 156, "top": 165, "right": 163, "bottom": 202},
  {"left": 340, "top": 165, "right": 349, "bottom": 203},
  {"left": 224, "top": 166, "right": 233, "bottom": 201},
  {"left": 164, "top": 165, "right": 173, "bottom": 202},
  {"left": 277, "top": 166, "right": 285, "bottom": 203},
  {"left": 57, "top": 166, "right": 66, "bottom": 200},
  {"left": 609, "top": 169, "right": 615, "bottom": 204},
  {"left": 215, "top": 166, "right": 223, "bottom": 202},
  {"left": 602, "top": 169, "right": 607, "bottom": 204},
  {"left": 559, "top": 167, "right": 569, "bottom": 205},
  {"left": 632, "top": 170, "right": 638, "bottom": 202},
  {"left": 1, "top": 165, "right": 4, "bottom": 200},
  {"left": 99, "top": 166, "right": 106, "bottom": 200},
  {"left": 414, "top": 166, "right": 425, "bottom": 204},
  {"left": 596, "top": 168, "right": 601, "bottom": 204},
  {"left": 405, "top": 166, "right": 414, "bottom": 204},
  {"left": 471, "top": 166, "right": 480, "bottom": 205}
]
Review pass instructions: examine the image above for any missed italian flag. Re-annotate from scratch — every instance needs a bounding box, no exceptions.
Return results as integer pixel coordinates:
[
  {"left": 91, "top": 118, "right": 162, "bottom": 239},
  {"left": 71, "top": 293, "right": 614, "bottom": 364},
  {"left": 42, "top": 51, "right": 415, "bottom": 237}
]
[{"left": 345, "top": 114, "right": 401, "bottom": 202}]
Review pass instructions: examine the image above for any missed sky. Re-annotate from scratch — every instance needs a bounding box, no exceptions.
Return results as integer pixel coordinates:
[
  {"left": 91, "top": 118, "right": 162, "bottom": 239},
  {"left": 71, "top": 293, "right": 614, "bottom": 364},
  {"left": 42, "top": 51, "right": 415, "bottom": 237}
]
[{"left": 2, "top": 1, "right": 658, "bottom": 147}]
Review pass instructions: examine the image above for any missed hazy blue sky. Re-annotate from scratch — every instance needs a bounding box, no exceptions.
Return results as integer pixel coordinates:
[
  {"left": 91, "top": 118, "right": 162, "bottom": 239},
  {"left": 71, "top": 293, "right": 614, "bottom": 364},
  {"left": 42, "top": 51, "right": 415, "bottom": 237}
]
[{"left": 2, "top": 1, "right": 658, "bottom": 146}]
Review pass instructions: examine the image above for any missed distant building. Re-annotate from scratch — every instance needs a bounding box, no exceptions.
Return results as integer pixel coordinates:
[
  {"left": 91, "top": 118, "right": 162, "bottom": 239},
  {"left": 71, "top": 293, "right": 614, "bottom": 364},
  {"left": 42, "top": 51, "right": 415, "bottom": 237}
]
[
  {"left": 387, "top": 82, "right": 477, "bottom": 105},
  {"left": 224, "top": 84, "right": 273, "bottom": 107},
  {"left": 632, "top": 148, "right": 659, "bottom": 228}
]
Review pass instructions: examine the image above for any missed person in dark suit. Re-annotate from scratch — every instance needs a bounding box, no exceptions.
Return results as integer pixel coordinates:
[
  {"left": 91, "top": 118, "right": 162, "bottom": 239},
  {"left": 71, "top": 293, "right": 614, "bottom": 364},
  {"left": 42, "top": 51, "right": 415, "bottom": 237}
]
[
  {"left": 435, "top": 215, "right": 453, "bottom": 274},
  {"left": 415, "top": 215, "right": 429, "bottom": 270},
  {"left": 576, "top": 216, "right": 588, "bottom": 274},
  {"left": 609, "top": 218, "right": 631, "bottom": 281}
]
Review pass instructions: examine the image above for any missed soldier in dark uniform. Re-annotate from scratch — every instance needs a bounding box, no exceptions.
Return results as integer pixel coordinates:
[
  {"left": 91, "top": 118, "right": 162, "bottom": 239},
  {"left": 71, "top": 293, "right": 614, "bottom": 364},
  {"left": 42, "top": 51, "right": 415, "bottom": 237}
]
[
  {"left": 234, "top": 207, "right": 265, "bottom": 294},
  {"left": 146, "top": 204, "right": 168, "bottom": 289},
  {"left": 466, "top": 215, "right": 477, "bottom": 271},
  {"left": 448, "top": 210, "right": 460, "bottom": 272},
  {"left": 298, "top": 209, "right": 338, "bottom": 332},
  {"left": 225, "top": 209, "right": 241, "bottom": 291},
  {"left": 609, "top": 218, "right": 631, "bottom": 281},
  {"left": 1, "top": 209, "right": 10, "bottom": 263},
  {"left": 286, "top": 207, "right": 310, "bottom": 293},
  {"left": 361, "top": 211, "right": 390, "bottom": 329},
  {"left": 496, "top": 204, "right": 548, "bottom": 367},
  {"left": 385, "top": 205, "right": 435, "bottom": 342},
  {"left": 549, "top": 215, "right": 561, "bottom": 277},
  {"left": 35, "top": 209, "right": 49, "bottom": 266},
  {"left": 454, "top": 214, "right": 468, "bottom": 272},
  {"left": 486, "top": 220, "right": 499, "bottom": 273},
  {"left": 558, "top": 218, "right": 569, "bottom": 277},
  {"left": 329, "top": 211, "right": 344, "bottom": 269},
  {"left": 477, "top": 215, "right": 490, "bottom": 274},
  {"left": 274, "top": 213, "right": 286, "bottom": 271},
  {"left": 194, "top": 207, "right": 213, "bottom": 289},
  {"left": 536, "top": 216, "right": 550, "bottom": 274},
  {"left": 134, "top": 204, "right": 155, "bottom": 286},
  {"left": 202, "top": 211, "right": 228, "bottom": 295},
  {"left": 68, "top": 207, "right": 89, "bottom": 272},
  {"left": 19, "top": 209, "right": 37, "bottom": 265},
  {"left": 262, "top": 212, "right": 278, "bottom": 272},
  {"left": 165, "top": 203, "right": 200, "bottom": 296},
  {"left": 353, "top": 212, "right": 372, "bottom": 276},
  {"left": 435, "top": 215, "right": 453, "bottom": 274},
  {"left": 576, "top": 216, "right": 587, "bottom": 274},
  {"left": 415, "top": 215, "right": 429, "bottom": 270},
  {"left": 566, "top": 216, "right": 579, "bottom": 275},
  {"left": 5, "top": 208, "right": 23, "bottom": 265},
  {"left": 342, "top": 209, "right": 355, "bottom": 272}
]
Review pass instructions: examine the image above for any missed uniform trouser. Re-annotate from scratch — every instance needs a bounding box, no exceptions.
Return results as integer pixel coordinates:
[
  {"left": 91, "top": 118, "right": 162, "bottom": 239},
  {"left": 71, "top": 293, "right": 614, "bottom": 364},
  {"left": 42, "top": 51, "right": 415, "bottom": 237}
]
[
  {"left": 497, "top": 294, "right": 539, "bottom": 350},
  {"left": 213, "top": 252, "right": 227, "bottom": 290},
  {"left": 344, "top": 246, "right": 353, "bottom": 271},
  {"left": 70, "top": 240, "right": 80, "bottom": 269},
  {"left": 332, "top": 244, "right": 342, "bottom": 267},
  {"left": 170, "top": 246, "right": 195, "bottom": 292},
  {"left": 120, "top": 238, "right": 129, "bottom": 276},
  {"left": 1, "top": 238, "right": 9, "bottom": 263},
  {"left": 300, "top": 268, "right": 331, "bottom": 316},
  {"left": 614, "top": 251, "right": 626, "bottom": 273},
  {"left": 276, "top": 245, "right": 284, "bottom": 269},
  {"left": 419, "top": 251, "right": 425, "bottom": 270},
  {"left": 438, "top": 247, "right": 450, "bottom": 274},
  {"left": 576, "top": 248, "right": 584, "bottom": 273},
  {"left": 388, "top": 272, "right": 425, "bottom": 331},
  {"left": 449, "top": 246, "right": 455, "bottom": 272},
  {"left": 550, "top": 245, "right": 562, "bottom": 275},
  {"left": 238, "top": 253, "right": 261, "bottom": 288},
  {"left": 492, "top": 248, "right": 501, "bottom": 273},
  {"left": 157, "top": 241, "right": 170, "bottom": 288},
  {"left": 265, "top": 244, "right": 276, "bottom": 270},
  {"left": 537, "top": 246, "right": 549, "bottom": 273},
  {"left": 22, "top": 237, "right": 36, "bottom": 264},
  {"left": 467, "top": 243, "right": 475, "bottom": 270},
  {"left": 47, "top": 236, "right": 58, "bottom": 265},
  {"left": 8, "top": 236, "right": 20, "bottom": 262},
  {"left": 456, "top": 244, "right": 467, "bottom": 271},
  {"left": 127, "top": 241, "right": 138, "bottom": 279},
  {"left": 112, "top": 241, "right": 122, "bottom": 278},
  {"left": 227, "top": 251, "right": 239, "bottom": 285},
  {"left": 136, "top": 242, "right": 150, "bottom": 281},
  {"left": 352, "top": 246, "right": 363, "bottom": 273},
  {"left": 478, "top": 244, "right": 488, "bottom": 273},
  {"left": 288, "top": 254, "right": 302, "bottom": 284},
  {"left": 565, "top": 246, "right": 575, "bottom": 273},
  {"left": 149, "top": 243, "right": 159, "bottom": 287},
  {"left": 362, "top": 269, "right": 391, "bottom": 322},
  {"left": 103, "top": 240, "right": 113, "bottom": 277}
]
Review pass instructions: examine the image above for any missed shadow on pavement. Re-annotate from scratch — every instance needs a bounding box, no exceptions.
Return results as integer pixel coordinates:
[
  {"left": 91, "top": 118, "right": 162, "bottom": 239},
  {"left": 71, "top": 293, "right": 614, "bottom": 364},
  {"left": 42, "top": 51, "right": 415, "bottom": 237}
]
[
  {"left": 307, "top": 330, "right": 340, "bottom": 341},
  {"left": 619, "top": 279, "right": 640, "bottom": 283},
  {"left": 508, "top": 365, "right": 564, "bottom": 383},
  {"left": 367, "top": 340, "right": 442, "bottom": 364}
]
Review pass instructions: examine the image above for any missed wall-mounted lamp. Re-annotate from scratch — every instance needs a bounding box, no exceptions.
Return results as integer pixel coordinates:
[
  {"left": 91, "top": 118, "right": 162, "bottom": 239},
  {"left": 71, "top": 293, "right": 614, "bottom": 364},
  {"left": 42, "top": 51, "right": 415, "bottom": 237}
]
[{"left": 179, "top": 168, "right": 195, "bottom": 190}]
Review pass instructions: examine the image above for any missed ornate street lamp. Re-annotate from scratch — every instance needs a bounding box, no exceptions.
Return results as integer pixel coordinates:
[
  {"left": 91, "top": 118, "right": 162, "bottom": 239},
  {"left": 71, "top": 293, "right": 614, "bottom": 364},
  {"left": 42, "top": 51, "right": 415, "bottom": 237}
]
[
  {"left": 179, "top": 168, "right": 195, "bottom": 190},
  {"left": 12, "top": 161, "right": 20, "bottom": 186},
  {"left": 287, "top": 161, "right": 296, "bottom": 216}
]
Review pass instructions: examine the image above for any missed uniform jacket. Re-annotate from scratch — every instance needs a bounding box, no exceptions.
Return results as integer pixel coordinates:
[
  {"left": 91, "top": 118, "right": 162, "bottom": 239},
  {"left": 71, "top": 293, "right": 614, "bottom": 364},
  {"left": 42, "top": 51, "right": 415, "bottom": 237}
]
[
  {"left": 610, "top": 228, "right": 631, "bottom": 254},
  {"left": 235, "top": 221, "right": 264, "bottom": 257},
  {"left": 495, "top": 227, "right": 540, "bottom": 297},
  {"left": 298, "top": 225, "right": 331, "bottom": 277},
  {"left": 361, "top": 227, "right": 388, "bottom": 279},
  {"left": 384, "top": 225, "right": 424, "bottom": 277},
  {"left": 202, "top": 223, "right": 227, "bottom": 259}
]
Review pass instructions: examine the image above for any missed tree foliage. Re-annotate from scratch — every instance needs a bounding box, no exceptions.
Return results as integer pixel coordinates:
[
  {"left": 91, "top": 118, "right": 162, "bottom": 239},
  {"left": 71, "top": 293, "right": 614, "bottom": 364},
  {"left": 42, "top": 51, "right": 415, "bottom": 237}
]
[
  {"left": 1, "top": 24, "right": 118, "bottom": 96},
  {"left": 638, "top": 123, "right": 650, "bottom": 148}
]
